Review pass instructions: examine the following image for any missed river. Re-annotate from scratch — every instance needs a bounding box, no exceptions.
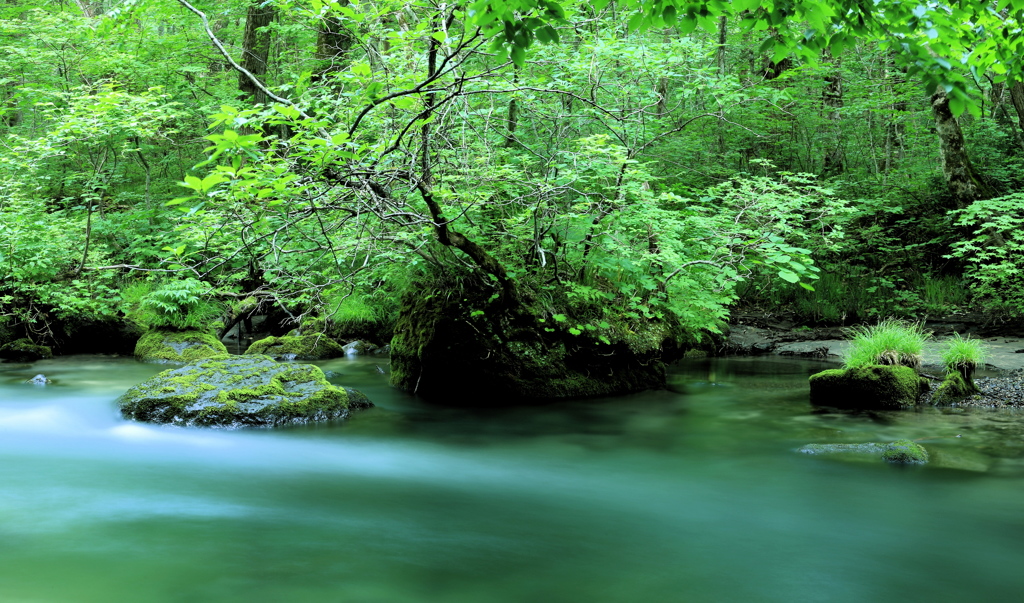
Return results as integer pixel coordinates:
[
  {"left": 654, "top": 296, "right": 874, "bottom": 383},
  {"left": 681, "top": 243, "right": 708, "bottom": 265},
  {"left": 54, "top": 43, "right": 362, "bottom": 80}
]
[{"left": 1, "top": 354, "right": 1023, "bottom": 602}]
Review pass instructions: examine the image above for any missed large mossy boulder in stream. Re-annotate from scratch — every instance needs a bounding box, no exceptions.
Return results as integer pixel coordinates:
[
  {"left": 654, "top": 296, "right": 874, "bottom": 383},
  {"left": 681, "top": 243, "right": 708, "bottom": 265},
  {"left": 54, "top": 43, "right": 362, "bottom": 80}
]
[
  {"left": 0, "top": 338, "right": 53, "bottom": 362},
  {"left": 135, "top": 329, "right": 228, "bottom": 363},
  {"left": 118, "top": 354, "right": 371, "bottom": 427},
  {"left": 809, "top": 365, "right": 929, "bottom": 409},
  {"left": 245, "top": 334, "right": 345, "bottom": 360},
  {"left": 389, "top": 279, "right": 686, "bottom": 402}
]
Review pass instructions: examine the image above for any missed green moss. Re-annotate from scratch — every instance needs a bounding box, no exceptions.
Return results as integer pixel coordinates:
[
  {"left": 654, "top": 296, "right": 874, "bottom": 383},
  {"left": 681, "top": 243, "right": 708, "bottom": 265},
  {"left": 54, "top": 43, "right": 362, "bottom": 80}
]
[
  {"left": 0, "top": 338, "right": 54, "bottom": 362},
  {"left": 244, "top": 334, "right": 344, "bottom": 360},
  {"left": 809, "top": 364, "right": 929, "bottom": 409},
  {"left": 882, "top": 439, "right": 929, "bottom": 464},
  {"left": 118, "top": 354, "right": 365, "bottom": 427},
  {"left": 931, "top": 372, "right": 980, "bottom": 405},
  {"left": 134, "top": 329, "right": 228, "bottom": 363}
]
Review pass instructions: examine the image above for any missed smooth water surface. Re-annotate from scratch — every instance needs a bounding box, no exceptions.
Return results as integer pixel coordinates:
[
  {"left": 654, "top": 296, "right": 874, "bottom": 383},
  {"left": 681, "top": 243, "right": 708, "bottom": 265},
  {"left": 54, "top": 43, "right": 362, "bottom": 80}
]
[{"left": 2, "top": 355, "right": 1024, "bottom": 602}]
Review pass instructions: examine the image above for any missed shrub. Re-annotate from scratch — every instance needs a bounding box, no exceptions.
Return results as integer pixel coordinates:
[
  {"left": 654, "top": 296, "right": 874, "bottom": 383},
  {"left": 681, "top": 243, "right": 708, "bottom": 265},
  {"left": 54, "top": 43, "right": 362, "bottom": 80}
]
[
  {"left": 843, "top": 319, "right": 929, "bottom": 369},
  {"left": 135, "top": 278, "right": 224, "bottom": 331}
]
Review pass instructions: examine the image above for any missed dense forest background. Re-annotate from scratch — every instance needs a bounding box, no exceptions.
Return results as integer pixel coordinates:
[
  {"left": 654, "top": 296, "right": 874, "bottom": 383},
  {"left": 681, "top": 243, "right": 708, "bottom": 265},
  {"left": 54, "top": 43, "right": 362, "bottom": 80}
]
[{"left": 2, "top": 0, "right": 1023, "bottom": 354}]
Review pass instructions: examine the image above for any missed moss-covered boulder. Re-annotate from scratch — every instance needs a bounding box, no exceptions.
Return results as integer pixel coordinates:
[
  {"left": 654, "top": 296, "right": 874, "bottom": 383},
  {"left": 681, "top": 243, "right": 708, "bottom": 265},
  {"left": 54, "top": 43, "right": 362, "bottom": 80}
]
[
  {"left": 244, "top": 334, "right": 345, "bottom": 360},
  {"left": 931, "top": 372, "right": 980, "bottom": 405},
  {"left": 118, "top": 354, "right": 372, "bottom": 427},
  {"left": 0, "top": 338, "right": 54, "bottom": 362},
  {"left": 389, "top": 278, "right": 687, "bottom": 402},
  {"left": 135, "top": 329, "right": 228, "bottom": 363},
  {"left": 881, "top": 439, "right": 929, "bottom": 464},
  {"left": 808, "top": 365, "right": 930, "bottom": 409}
]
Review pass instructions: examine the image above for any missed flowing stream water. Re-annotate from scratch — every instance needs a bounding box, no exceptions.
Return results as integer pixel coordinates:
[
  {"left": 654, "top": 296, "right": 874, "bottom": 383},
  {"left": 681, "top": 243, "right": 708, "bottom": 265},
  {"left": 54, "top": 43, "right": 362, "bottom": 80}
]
[{"left": 2, "top": 354, "right": 1024, "bottom": 602}]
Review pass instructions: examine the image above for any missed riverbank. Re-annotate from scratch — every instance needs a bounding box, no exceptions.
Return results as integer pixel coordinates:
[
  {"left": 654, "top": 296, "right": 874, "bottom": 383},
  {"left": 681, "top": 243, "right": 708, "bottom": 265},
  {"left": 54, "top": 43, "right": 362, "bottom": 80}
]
[
  {"left": 725, "top": 313, "right": 1024, "bottom": 407},
  {"left": 725, "top": 312, "right": 1024, "bottom": 372}
]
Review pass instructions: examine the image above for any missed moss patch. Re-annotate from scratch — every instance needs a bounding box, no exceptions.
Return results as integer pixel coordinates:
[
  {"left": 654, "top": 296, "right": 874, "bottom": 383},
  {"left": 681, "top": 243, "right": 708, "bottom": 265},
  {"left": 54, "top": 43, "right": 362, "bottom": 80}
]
[
  {"left": 0, "top": 338, "right": 54, "bottom": 362},
  {"left": 117, "top": 354, "right": 372, "bottom": 427},
  {"left": 931, "top": 372, "right": 980, "bottom": 405},
  {"left": 808, "top": 364, "right": 929, "bottom": 409},
  {"left": 134, "top": 329, "right": 228, "bottom": 363},
  {"left": 882, "top": 439, "right": 929, "bottom": 464},
  {"left": 244, "top": 334, "right": 344, "bottom": 360}
]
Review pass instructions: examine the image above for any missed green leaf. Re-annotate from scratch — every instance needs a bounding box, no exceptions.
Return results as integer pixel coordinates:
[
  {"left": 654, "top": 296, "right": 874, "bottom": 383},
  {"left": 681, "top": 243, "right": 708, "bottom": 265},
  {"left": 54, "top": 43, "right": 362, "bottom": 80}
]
[{"left": 778, "top": 270, "right": 800, "bottom": 283}]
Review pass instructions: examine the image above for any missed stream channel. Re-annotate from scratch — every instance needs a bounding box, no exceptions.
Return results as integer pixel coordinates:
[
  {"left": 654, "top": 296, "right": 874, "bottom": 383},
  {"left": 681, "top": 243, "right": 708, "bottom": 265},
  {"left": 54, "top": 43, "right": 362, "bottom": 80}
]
[{"left": 2, "top": 354, "right": 1024, "bottom": 602}]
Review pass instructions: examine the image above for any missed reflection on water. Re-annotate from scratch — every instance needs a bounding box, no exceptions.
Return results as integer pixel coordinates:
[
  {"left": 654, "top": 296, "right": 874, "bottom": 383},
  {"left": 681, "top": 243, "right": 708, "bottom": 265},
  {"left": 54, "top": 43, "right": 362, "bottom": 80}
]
[{"left": 1, "top": 355, "right": 1024, "bottom": 602}]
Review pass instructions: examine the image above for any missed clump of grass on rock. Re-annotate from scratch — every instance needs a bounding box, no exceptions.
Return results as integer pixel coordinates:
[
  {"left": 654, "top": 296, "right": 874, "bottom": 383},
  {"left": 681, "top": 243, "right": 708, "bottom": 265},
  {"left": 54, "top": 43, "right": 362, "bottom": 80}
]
[
  {"left": 932, "top": 333, "right": 985, "bottom": 405},
  {"left": 941, "top": 333, "right": 986, "bottom": 381},
  {"left": 843, "top": 319, "right": 929, "bottom": 369}
]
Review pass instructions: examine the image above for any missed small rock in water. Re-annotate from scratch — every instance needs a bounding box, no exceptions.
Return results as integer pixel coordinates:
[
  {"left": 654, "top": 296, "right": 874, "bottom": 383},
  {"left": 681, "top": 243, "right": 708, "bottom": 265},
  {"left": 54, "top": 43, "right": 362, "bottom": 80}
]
[
  {"left": 281, "top": 353, "right": 298, "bottom": 361},
  {"left": 27, "top": 374, "right": 50, "bottom": 385}
]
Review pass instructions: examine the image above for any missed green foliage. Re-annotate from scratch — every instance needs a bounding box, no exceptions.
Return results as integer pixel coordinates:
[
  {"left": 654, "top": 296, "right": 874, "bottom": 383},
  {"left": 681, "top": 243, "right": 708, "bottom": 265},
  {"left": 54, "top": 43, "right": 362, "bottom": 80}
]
[
  {"left": 940, "top": 334, "right": 986, "bottom": 375},
  {"left": 843, "top": 320, "right": 928, "bottom": 369},
  {"left": 948, "top": 193, "right": 1024, "bottom": 313},
  {"left": 134, "top": 279, "right": 224, "bottom": 331}
]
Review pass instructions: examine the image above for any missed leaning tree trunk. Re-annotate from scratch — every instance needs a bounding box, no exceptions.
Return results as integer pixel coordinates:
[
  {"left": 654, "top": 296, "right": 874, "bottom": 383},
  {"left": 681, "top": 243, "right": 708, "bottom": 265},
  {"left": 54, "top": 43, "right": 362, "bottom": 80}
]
[
  {"left": 239, "top": 0, "right": 275, "bottom": 105},
  {"left": 931, "top": 89, "right": 997, "bottom": 209},
  {"left": 932, "top": 89, "right": 1005, "bottom": 246}
]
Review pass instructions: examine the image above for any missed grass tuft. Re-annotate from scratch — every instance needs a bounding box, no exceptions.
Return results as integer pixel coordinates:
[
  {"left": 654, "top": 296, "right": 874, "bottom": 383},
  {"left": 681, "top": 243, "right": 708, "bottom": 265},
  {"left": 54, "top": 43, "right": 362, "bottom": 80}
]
[
  {"left": 941, "top": 333, "right": 986, "bottom": 376},
  {"left": 843, "top": 319, "right": 929, "bottom": 369}
]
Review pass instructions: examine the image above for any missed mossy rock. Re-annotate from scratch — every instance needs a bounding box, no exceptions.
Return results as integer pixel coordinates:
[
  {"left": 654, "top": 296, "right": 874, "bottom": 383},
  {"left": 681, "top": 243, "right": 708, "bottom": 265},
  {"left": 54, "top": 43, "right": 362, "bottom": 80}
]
[
  {"left": 808, "top": 365, "right": 929, "bottom": 409},
  {"left": 931, "top": 372, "right": 980, "bottom": 405},
  {"left": 799, "top": 440, "right": 928, "bottom": 465},
  {"left": 244, "top": 334, "right": 345, "bottom": 360},
  {"left": 135, "top": 329, "right": 228, "bottom": 363},
  {"left": 0, "top": 338, "right": 53, "bottom": 363},
  {"left": 881, "top": 439, "right": 929, "bottom": 464},
  {"left": 389, "top": 278, "right": 686, "bottom": 402},
  {"left": 117, "top": 354, "right": 372, "bottom": 428}
]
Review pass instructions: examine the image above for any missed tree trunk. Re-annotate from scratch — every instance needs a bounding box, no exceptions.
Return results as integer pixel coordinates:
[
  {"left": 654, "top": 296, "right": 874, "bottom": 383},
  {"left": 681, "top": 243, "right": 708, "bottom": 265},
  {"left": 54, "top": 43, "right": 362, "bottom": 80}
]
[
  {"left": 883, "top": 53, "right": 907, "bottom": 174},
  {"left": 821, "top": 50, "right": 844, "bottom": 177},
  {"left": 314, "top": 9, "right": 355, "bottom": 81},
  {"left": 239, "top": 1, "right": 275, "bottom": 104},
  {"left": 1009, "top": 81, "right": 1024, "bottom": 153},
  {"left": 931, "top": 89, "right": 997, "bottom": 209}
]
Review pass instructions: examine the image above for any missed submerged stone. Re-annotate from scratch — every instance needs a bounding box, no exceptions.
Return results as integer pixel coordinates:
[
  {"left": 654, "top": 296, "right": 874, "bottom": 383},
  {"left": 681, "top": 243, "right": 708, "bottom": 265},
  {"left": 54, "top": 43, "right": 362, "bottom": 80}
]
[
  {"left": 808, "top": 364, "right": 929, "bottom": 409},
  {"left": 27, "top": 374, "right": 50, "bottom": 385},
  {"left": 117, "top": 354, "right": 371, "bottom": 428},
  {"left": 881, "top": 439, "right": 929, "bottom": 464},
  {"left": 799, "top": 439, "right": 929, "bottom": 465},
  {"left": 135, "top": 329, "right": 228, "bottom": 363},
  {"left": 245, "top": 334, "right": 345, "bottom": 361},
  {"left": 0, "top": 338, "right": 53, "bottom": 363}
]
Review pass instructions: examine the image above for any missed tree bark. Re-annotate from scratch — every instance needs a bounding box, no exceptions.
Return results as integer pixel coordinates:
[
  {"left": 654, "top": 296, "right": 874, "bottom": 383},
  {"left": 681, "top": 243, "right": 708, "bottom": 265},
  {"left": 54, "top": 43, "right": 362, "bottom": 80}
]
[
  {"left": 931, "top": 89, "right": 996, "bottom": 209},
  {"left": 239, "top": 1, "right": 275, "bottom": 104},
  {"left": 1009, "top": 81, "right": 1024, "bottom": 153},
  {"left": 821, "top": 50, "right": 844, "bottom": 177},
  {"left": 314, "top": 10, "right": 355, "bottom": 81}
]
